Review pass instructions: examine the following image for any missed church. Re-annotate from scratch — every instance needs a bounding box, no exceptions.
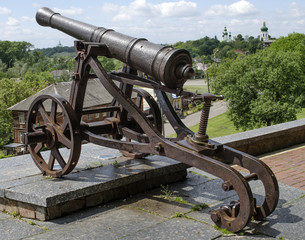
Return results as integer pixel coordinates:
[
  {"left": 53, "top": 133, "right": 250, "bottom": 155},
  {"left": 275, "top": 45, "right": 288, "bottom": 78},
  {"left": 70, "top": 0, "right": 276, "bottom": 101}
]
[{"left": 222, "top": 22, "right": 275, "bottom": 46}]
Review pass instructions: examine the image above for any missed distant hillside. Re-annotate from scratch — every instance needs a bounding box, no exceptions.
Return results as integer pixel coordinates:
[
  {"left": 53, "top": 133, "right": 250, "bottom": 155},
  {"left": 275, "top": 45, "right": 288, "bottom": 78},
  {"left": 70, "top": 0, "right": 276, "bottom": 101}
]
[{"left": 37, "top": 46, "right": 75, "bottom": 58}]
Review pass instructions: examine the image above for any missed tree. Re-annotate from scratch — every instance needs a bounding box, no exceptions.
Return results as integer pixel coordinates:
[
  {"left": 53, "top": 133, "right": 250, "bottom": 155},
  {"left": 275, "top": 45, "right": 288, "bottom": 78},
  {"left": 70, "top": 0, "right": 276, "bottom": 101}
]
[
  {"left": 0, "top": 41, "right": 32, "bottom": 68},
  {"left": 211, "top": 49, "right": 305, "bottom": 130},
  {"left": 0, "top": 78, "right": 42, "bottom": 144},
  {"left": 269, "top": 33, "right": 305, "bottom": 52}
]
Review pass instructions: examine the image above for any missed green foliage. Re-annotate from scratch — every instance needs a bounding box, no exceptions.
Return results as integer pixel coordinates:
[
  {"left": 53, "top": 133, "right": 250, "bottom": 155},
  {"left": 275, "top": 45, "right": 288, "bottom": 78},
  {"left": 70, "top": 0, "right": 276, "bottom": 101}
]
[
  {"left": 38, "top": 45, "right": 75, "bottom": 57},
  {"left": 0, "top": 41, "right": 33, "bottom": 68},
  {"left": 98, "top": 56, "right": 117, "bottom": 72},
  {"left": 0, "top": 74, "right": 51, "bottom": 144},
  {"left": 173, "top": 36, "right": 220, "bottom": 57},
  {"left": 0, "top": 150, "right": 14, "bottom": 159},
  {"left": 211, "top": 35, "right": 305, "bottom": 130},
  {"left": 269, "top": 33, "right": 305, "bottom": 52}
]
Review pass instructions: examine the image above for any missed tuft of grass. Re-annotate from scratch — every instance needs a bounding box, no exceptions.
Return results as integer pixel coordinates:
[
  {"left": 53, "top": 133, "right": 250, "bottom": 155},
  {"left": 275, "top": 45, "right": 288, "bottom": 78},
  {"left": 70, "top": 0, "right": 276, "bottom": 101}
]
[
  {"left": 11, "top": 211, "right": 20, "bottom": 218},
  {"left": 42, "top": 226, "right": 50, "bottom": 232},
  {"left": 92, "top": 162, "right": 104, "bottom": 167},
  {"left": 160, "top": 184, "right": 173, "bottom": 200},
  {"left": 45, "top": 176, "right": 53, "bottom": 180},
  {"left": 173, "top": 196, "right": 189, "bottom": 205},
  {"left": 28, "top": 220, "right": 36, "bottom": 225},
  {"left": 160, "top": 185, "right": 192, "bottom": 205},
  {"left": 112, "top": 160, "right": 120, "bottom": 168},
  {"left": 191, "top": 203, "right": 209, "bottom": 211},
  {"left": 214, "top": 225, "right": 234, "bottom": 235},
  {"left": 173, "top": 212, "right": 183, "bottom": 218}
]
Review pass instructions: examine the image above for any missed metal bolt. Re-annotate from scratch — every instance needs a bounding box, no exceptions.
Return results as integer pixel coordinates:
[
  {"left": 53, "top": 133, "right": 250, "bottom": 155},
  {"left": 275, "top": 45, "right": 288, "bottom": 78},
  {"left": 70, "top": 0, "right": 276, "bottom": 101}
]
[
  {"left": 72, "top": 73, "right": 80, "bottom": 81},
  {"left": 222, "top": 181, "right": 234, "bottom": 191},
  {"left": 154, "top": 143, "right": 163, "bottom": 152}
]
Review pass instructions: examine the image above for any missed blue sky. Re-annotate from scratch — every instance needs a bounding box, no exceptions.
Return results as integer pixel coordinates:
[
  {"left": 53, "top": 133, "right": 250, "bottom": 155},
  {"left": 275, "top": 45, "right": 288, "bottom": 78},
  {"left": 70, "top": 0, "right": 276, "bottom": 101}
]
[{"left": 1, "top": 0, "right": 304, "bottom": 48}]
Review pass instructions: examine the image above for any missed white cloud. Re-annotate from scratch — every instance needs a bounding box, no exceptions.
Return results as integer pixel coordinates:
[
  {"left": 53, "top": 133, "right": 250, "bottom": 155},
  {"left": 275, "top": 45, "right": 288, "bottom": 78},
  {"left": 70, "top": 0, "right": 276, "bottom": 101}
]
[
  {"left": 32, "top": 3, "right": 41, "bottom": 9},
  {"left": 6, "top": 17, "right": 19, "bottom": 26},
  {"left": 53, "top": 7, "right": 83, "bottom": 16},
  {"left": 21, "top": 16, "right": 35, "bottom": 22},
  {"left": 0, "top": 7, "right": 11, "bottom": 15},
  {"left": 206, "top": 0, "right": 258, "bottom": 17},
  {"left": 155, "top": 0, "right": 197, "bottom": 18},
  {"left": 288, "top": 2, "right": 305, "bottom": 18},
  {"left": 230, "top": 18, "right": 260, "bottom": 26},
  {"left": 102, "top": 0, "right": 199, "bottom": 21}
]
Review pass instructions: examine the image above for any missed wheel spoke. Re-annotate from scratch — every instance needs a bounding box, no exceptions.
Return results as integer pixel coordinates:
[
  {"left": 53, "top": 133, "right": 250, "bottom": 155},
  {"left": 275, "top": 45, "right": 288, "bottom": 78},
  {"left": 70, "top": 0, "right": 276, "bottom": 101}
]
[
  {"left": 51, "top": 148, "right": 66, "bottom": 168},
  {"left": 136, "top": 94, "right": 143, "bottom": 107},
  {"left": 38, "top": 103, "right": 53, "bottom": 125},
  {"left": 48, "top": 154, "right": 56, "bottom": 170},
  {"left": 60, "top": 117, "right": 69, "bottom": 132},
  {"left": 53, "top": 126, "right": 72, "bottom": 149},
  {"left": 50, "top": 100, "right": 58, "bottom": 123},
  {"left": 34, "top": 143, "right": 43, "bottom": 153}
]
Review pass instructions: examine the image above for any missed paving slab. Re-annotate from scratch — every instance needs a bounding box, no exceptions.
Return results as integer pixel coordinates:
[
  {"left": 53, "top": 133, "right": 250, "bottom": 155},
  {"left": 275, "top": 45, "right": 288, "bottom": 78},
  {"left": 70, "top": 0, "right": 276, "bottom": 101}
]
[
  {"left": 0, "top": 143, "right": 187, "bottom": 220},
  {"left": 128, "top": 197, "right": 192, "bottom": 218},
  {"left": 215, "top": 235, "right": 274, "bottom": 239},
  {"left": 0, "top": 211, "right": 10, "bottom": 220},
  {"left": 248, "top": 195, "right": 305, "bottom": 240},
  {"left": 120, "top": 217, "right": 221, "bottom": 240},
  {"left": 0, "top": 218, "right": 46, "bottom": 240},
  {"left": 26, "top": 207, "right": 167, "bottom": 240}
]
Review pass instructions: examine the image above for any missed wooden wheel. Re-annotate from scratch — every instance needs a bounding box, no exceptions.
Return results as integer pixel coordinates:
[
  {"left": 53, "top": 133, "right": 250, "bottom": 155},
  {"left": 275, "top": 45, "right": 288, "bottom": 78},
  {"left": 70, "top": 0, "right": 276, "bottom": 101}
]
[{"left": 25, "top": 94, "right": 81, "bottom": 177}]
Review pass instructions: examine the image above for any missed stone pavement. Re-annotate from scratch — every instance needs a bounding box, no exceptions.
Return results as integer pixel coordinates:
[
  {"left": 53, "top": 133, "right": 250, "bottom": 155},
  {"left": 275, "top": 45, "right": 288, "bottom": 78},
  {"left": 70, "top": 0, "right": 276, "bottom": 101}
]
[{"left": 0, "top": 144, "right": 305, "bottom": 239}]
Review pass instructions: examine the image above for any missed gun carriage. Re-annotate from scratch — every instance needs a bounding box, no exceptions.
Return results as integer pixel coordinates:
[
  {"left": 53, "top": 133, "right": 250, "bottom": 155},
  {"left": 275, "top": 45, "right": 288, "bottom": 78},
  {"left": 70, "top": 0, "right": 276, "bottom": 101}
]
[{"left": 23, "top": 7, "right": 279, "bottom": 232}]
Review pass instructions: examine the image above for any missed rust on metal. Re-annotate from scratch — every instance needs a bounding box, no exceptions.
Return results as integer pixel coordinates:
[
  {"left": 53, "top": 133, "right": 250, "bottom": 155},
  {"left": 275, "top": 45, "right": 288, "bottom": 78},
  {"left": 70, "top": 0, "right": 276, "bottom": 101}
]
[{"left": 24, "top": 7, "right": 279, "bottom": 232}]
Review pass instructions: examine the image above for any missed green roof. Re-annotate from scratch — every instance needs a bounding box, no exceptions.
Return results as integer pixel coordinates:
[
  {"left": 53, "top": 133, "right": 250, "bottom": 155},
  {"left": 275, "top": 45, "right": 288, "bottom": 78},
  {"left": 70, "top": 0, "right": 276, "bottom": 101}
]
[{"left": 261, "top": 21, "right": 268, "bottom": 32}]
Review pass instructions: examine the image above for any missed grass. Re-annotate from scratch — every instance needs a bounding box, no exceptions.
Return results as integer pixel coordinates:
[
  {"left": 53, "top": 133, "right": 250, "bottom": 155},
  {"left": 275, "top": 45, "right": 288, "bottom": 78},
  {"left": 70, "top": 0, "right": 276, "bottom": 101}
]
[
  {"left": 183, "top": 85, "right": 210, "bottom": 94},
  {"left": 0, "top": 150, "right": 14, "bottom": 159},
  {"left": 183, "top": 107, "right": 305, "bottom": 139},
  {"left": 296, "top": 108, "right": 305, "bottom": 119},
  {"left": 188, "top": 112, "right": 243, "bottom": 138}
]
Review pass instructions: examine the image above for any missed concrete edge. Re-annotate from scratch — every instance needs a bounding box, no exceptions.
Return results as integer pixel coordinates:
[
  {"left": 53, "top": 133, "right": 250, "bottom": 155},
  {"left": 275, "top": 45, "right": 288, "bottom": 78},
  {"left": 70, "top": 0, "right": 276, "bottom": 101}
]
[{"left": 213, "top": 118, "right": 305, "bottom": 156}]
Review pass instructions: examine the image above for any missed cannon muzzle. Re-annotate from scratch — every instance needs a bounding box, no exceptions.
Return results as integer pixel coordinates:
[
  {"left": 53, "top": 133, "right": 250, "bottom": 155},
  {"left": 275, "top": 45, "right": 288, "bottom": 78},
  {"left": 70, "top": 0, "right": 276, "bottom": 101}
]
[{"left": 36, "top": 7, "right": 194, "bottom": 89}]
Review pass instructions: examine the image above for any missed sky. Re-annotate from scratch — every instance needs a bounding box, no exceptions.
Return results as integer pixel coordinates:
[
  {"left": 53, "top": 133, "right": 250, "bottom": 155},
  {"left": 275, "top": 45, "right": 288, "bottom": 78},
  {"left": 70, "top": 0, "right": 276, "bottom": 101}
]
[{"left": 0, "top": 0, "right": 304, "bottom": 49}]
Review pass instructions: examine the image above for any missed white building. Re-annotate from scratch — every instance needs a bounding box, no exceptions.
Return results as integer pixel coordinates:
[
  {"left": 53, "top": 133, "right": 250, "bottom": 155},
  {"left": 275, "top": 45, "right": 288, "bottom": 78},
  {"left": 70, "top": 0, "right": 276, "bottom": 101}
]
[
  {"left": 260, "top": 21, "right": 269, "bottom": 42},
  {"left": 222, "top": 27, "right": 232, "bottom": 42}
]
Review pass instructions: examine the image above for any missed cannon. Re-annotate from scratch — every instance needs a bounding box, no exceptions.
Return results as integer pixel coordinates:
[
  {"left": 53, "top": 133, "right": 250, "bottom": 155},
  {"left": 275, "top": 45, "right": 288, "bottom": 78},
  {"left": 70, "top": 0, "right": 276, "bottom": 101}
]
[{"left": 23, "top": 7, "right": 279, "bottom": 232}]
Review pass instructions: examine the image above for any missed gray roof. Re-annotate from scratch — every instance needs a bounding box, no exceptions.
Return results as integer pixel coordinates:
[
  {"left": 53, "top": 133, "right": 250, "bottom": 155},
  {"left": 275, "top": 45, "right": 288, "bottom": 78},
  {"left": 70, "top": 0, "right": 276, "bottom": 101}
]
[{"left": 8, "top": 79, "right": 134, "bottom": 111}]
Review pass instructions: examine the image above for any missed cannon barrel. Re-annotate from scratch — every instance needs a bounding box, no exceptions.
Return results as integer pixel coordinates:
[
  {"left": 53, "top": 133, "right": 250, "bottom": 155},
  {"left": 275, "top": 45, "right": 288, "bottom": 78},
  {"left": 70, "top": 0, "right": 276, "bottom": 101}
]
[{"left": 36, "top": 7, "right": 194, "bottom": 89}]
